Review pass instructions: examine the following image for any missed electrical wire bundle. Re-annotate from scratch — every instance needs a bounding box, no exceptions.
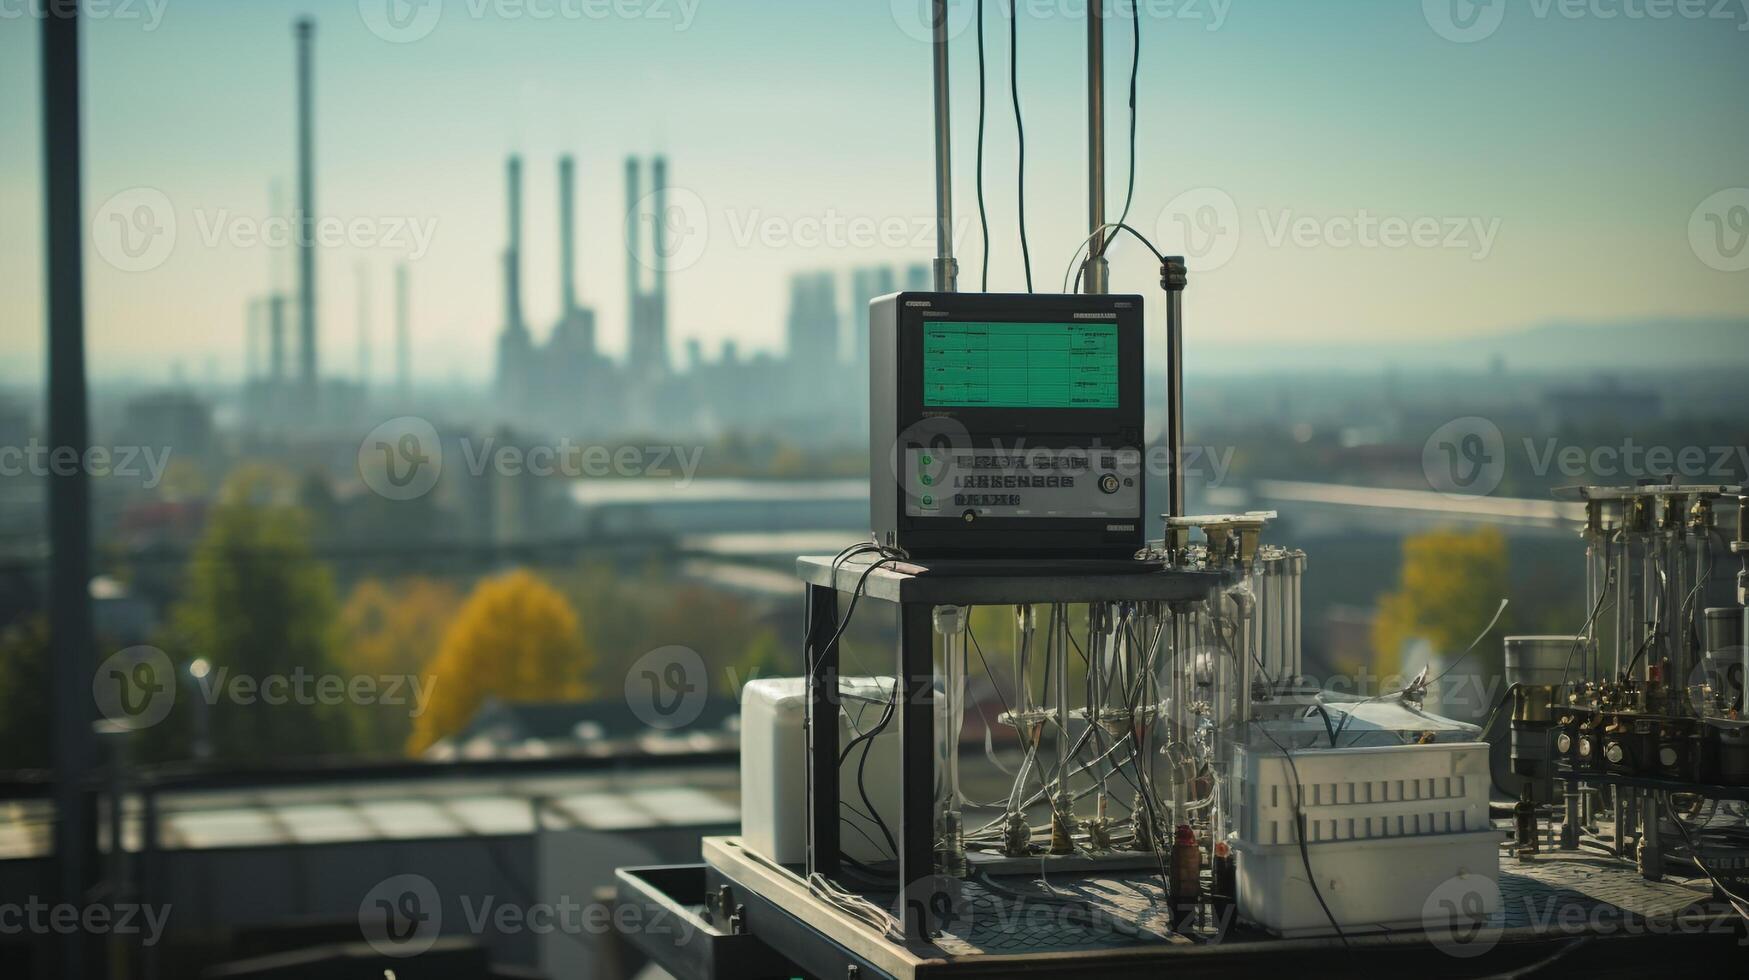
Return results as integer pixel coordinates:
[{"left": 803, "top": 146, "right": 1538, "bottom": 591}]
[{"left": 975, "top": 0, "right": 1144, "bottom": 295}]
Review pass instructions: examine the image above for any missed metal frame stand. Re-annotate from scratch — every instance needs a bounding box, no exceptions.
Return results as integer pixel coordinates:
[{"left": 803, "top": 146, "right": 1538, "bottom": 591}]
[{"left": 799, "top": 554, "right": 1230, "bottom": 942}]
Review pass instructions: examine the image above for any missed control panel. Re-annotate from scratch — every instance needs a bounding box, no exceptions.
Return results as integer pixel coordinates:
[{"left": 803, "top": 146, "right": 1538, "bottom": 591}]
[{"left": 869, "top": 291, "right": 1147, "bottom": 559}]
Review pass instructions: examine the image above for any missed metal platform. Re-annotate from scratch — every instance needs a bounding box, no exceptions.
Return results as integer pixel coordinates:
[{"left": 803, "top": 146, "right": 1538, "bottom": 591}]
[
  {"left": 1557, "top": 766, "right": 1749, "bottom": 803},
  {"left": 796, "top": 553, "right": 1233, "bottom": 606},
  {"left": 607, "top": 836, "right": 1748, "bottom": 979}
]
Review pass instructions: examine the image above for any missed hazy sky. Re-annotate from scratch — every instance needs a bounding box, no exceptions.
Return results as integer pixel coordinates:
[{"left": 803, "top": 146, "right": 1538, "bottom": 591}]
[{"left": 2, "top": 0, "right": 1746, "bottom": 384}]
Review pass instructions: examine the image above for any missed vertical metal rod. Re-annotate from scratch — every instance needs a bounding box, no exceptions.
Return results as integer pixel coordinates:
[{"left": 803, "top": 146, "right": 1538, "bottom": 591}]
[
  {"left": 804, "top": 584, "right": 841, "bottom": 878},
  {"left": 1055, "top": 603, "right": 1071, "bottom": 800},
  {"left": 1083, "top": 0, "right": 1108, "bottom": 295},
  {"left": 141, "top": 788, "right": 160, "bottom": 980},
  {"left": 898, "top": 603, "right": 939, "bottom": 938},
  {"left": 43, "top": 5, "right": 96, "bottom": 977},
  {"left": 930, "top": 0, "right": 958, "bottom": 292},
  {"left": 1642, "top": 541, "right": 1655, "bottom": 682},
  {"left": 1168, "top": 606, "right": 1186, "bottom": 823},
  {"left": 1165, "top": 266, "right": 1187, "bottom": 516},
  {"left": 1615, "top": 534, "right": 1628, "bottom": 678}
]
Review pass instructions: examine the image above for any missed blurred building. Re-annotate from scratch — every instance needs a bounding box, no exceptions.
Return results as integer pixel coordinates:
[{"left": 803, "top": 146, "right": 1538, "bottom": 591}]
[
  {"left": 118, "top": 389, "right": 214, "bottom": 463},
  {"left": 1541, "top": 376, "right": 1663, "bottom": 432},
  {"left": 784, "top": 270, "right": 840, "bottom": 383},
  {"left": 430, "top": 696, "right": 740, "bottom": 760}
]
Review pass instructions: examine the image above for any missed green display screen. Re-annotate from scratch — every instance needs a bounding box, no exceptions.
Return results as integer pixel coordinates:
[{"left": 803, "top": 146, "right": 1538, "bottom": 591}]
[{"left": 922, "top": 321, "right": 1119, "bottom": 408}]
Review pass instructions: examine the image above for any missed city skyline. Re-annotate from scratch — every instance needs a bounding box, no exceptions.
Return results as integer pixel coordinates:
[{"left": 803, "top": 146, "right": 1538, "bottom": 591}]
[{"left": 2, "top": 0, "right": 1746, "bottom": 386}]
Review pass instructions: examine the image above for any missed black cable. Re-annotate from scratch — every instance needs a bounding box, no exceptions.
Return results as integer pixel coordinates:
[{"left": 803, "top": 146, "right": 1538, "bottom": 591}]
[
  {"left": 1660, "top": 792, "right": 1749, "bottom": 921},
  {"left": 965, "top": 621, "right": 1012, "bottom": 721},
  {"left": 1474, "top": 937, "right": 1591, "bottom": 980},
  {"left": 1625, "top": 552, "right": 1668, "bottom": 677},
  {"left": 812, "top": 549, "right": 891, "bottom": 677},
  {"left": 1558, "top": 585, "right": 1612, "bottom": 688},
  {"left": 1008, "top": 0, "right": 1033, "bottom": 292},
  {"left": 1623, "top": 627, "right": 1658, "bottom": 676},
  {"left": 975, "top": 0, "right": 990, "bottom": 292},
  {"left": 841, "top": 815, "right": 892, "bottom": 861},
  {"left": 1072, "top": 222, "right": 1168, "bottom": 293},
  {"left": 807, "top": 548, "right": 899, "bottom": 863},
  {"left": 831, "top": 557, "right": 901, "bottom": 857},
  {"left": 1254, "top": 722, "right": 1350, "bottom": 948}
]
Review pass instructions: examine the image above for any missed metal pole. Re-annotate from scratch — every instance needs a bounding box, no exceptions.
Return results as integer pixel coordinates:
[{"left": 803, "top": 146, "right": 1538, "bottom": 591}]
[
  {"left": 43, "top": 4, "right": 97, "bottom": 977},
  {"left": 295, "top": 18, "right": 317, "bottom": 410},
  {"left": 1163, "top": 258, "right": 1187, "bottom": 516},
  {"left": 1083, "top": 0, "right": 1109, "bottom": 294},
  {"left": 930, "top": 0, "right": 958, "bottom": 292}
]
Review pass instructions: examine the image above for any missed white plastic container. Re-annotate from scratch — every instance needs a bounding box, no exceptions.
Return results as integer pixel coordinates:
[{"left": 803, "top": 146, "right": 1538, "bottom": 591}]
[
  {"left": 1235, "top": 830, "right": 1501, "bottom": 937},
  {"left": 1233, "top": 740, "right": 1500, "bottom": 937},
  {"left": 739, "top": 676, "right": 902, "bottom": 866},
  {"left": 1236, "top": 741, "right": 1491, "bottom": 846}
]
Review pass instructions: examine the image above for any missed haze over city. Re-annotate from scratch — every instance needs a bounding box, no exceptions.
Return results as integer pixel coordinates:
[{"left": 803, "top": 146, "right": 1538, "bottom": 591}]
[{"left": 3, "top": 0, "right": 1745, "bottom": 385}]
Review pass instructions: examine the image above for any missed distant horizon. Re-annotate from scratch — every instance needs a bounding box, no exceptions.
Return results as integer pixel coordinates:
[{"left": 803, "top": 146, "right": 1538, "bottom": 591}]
[{"left": 5, "top": 310, "right": 1745, "bottom": 389}]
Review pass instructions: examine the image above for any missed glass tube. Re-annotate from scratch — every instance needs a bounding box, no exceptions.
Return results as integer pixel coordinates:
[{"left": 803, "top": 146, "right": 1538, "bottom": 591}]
[
  {"left": 1053, "top": 602, "right": 1074, "bottom": 845},
  {"left": 933, "top": 605, "right": 968, "bottom": 876}
]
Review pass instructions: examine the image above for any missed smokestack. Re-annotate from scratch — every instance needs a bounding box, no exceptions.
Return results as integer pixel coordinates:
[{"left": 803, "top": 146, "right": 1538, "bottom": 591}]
[
  {"left": 294, "top": 18, "right": 317, "bottom": 405},
  {"left": 560, "top": 155, "right": 577, "bottom": 313},
  {"left": 624, "top": 156, "right": 641, "bottom": 306},
  {"left": 246, "top": 298, "right": 260, "bottom": 381},
  {"left": 270, "top": 293, "right": 287, "bottom": 382},
  {"left": 396, "top": 263, "right": 410, "bottom": 400},
  {"left": 651, "top": 156, "right": 667, "bottom": 298},
  {"left": 355, "top": 263, "right": 371, "bottom": 387},
  {"left": 505, "top": 155, "right": 524, "bottom": 332}
]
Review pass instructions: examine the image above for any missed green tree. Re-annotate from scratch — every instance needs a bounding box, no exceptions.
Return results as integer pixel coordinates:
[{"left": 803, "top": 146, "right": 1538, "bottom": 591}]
[
  {"left": 559, "top": 563, "right": 791, "bottom": 698},
  {"left": 0, "top": 617, "right": 51, "bottom": 770},
  {"left": 163, "top": 464, "right": 352, "bottom": 763}
]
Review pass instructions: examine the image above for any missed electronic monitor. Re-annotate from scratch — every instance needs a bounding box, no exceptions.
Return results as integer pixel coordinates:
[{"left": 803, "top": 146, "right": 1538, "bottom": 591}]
[{"left": 869, "top": 291, "right": 1146, "bottom": 559}]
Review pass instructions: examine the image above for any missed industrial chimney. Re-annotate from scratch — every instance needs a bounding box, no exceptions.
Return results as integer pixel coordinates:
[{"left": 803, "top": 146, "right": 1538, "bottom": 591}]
[
  {"left": 294, "top": 18, "right": 317, "bottom": 409},
  {"left": 650, "top": 155, "right": 669, "bottom": 375},
  {"left": 355, "top": 263, "right": 371, "bottom": 388},
  {"left": 504, "top": 155, "right": 525, "bottom": 334},
  {"left": 270, "top": 293, "right": 287, "bottom": 383},
  {"left": 396, "top": 263, "right": 410, "bottom": 401},
  {"left": 624, "top": 156, "right": 641, "bottom": 312},
  {"left": 651, "top": 156, "right": 667, "bottom": 298},
  {"left": 560, "top": 155, "right": 578, "bottom": 313}
]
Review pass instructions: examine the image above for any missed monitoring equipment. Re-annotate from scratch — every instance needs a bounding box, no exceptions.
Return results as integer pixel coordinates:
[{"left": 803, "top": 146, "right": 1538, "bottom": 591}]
[
  {"left": 1533, "top": 485, "right": 1749, "bottom": 877},
  {"left": 868, "top": 291, "right": 1148, "bottom": 559}
]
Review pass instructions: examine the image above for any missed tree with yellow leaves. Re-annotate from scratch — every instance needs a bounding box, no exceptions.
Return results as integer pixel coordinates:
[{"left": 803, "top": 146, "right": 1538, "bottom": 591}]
[
  {"left": 1372, "top": 527, "right": 1511, "bottom": 685},
  {"left": 338, "top": 577, "right": 463, "bottom": 756},
  {"left": 407, "top": 569, "right": 593, "bottom": 754}
]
